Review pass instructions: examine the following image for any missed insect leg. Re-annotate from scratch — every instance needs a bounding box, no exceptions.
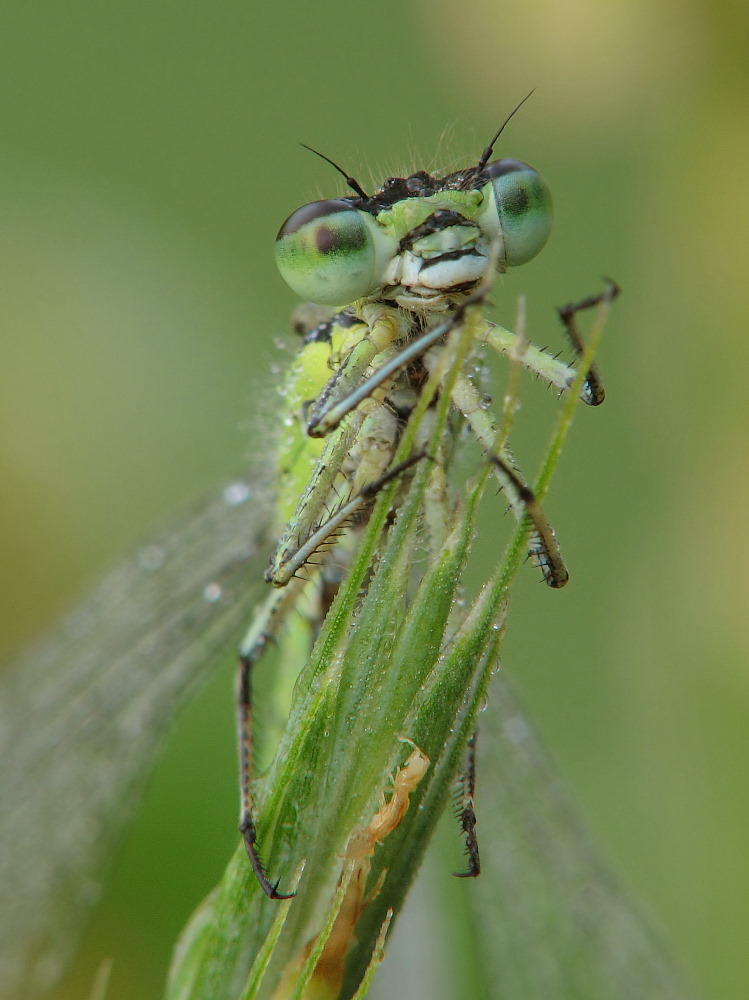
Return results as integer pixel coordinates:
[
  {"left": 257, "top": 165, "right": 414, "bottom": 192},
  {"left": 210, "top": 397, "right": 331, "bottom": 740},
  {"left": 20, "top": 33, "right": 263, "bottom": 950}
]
[
  {"left": 476, "top": 317, "right": 599, "bottom": 406},
  {"left": 267, "top": 413, "right": 363, "bottom": 586},
  {"left": 237, "top": 579, "right": 307, "bottom": 899},
  {"left": 557, "top": 279, "right": 619, "bottom": 407},
  {"left": 489, "top": 455, "right": 568, "bottom": 587},
  {"left": 453, "top": 731, "right": 480, "bottom": 878},
  {"left": 271, "top": 450, "right": 426, "bottom": 587},
  {"left": 441, "top": 362, "right": 569, "bottom": 587}
]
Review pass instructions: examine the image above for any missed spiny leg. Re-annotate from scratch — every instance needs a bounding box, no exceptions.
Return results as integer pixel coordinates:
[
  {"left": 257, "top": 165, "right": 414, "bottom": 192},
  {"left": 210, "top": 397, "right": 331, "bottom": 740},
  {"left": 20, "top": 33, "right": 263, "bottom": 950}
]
[
  {"left": 270, "top": 389, "right": 417, "bottom": 589},
  {"left": 489, "top": 455, "right": 567, "bottom": 586},
  {"left": 430, "top": 355, "right": 569, "bottom": 587},
  {"left": 268, "top": 411, "right": 363, "bottom": 586},
  {"left": 453, "top": 731, "right": 480, "bottom": 878},
  {"left": 476, "top": 319, "right": 587, "bottom": 401},
  {"left": 557, "top": 279, "right": 619, "bottom": 407},
  {"left": 476, "top": 309, "right": 606, "bottom": 408},
  {"left": 237, "top": 580, "right": 307, "bottom": 898},
  {"left": 268, "top": 450, "right": 427, "bottom": 587}
]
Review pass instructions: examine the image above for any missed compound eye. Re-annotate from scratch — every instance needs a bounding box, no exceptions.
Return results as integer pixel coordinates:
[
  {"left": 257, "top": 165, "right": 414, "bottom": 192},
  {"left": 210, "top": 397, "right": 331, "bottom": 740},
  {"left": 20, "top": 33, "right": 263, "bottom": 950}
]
[
  {"left": 483, "top": 159, "right": 553, "bottom": 267},
  {"left": 275, "top": 199, "right": 379, "bottom": 305}
]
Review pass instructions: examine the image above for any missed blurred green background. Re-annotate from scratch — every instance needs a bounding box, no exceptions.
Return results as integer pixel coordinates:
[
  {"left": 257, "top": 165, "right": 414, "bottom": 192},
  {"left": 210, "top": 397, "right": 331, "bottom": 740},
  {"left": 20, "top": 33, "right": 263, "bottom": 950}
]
[{"left": 1, "top": 1, "right": 747, "bottom": 998}]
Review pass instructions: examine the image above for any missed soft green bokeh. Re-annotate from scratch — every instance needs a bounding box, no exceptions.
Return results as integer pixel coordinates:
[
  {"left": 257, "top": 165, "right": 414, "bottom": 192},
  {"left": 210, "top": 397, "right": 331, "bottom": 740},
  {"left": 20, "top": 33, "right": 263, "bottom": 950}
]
[{"left": 1, "top": 2, "right": 747, "bottom": 998}]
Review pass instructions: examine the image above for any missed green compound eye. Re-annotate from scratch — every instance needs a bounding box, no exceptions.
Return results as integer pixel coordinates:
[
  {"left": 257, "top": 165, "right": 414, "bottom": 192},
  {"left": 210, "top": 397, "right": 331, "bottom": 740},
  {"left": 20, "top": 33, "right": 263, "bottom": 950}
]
[
  {"left": 481, "top": 159, "right": 553, "bottom": 268},
  {"left": 275, "top": 199, "right": 381, "bottom": 305}
]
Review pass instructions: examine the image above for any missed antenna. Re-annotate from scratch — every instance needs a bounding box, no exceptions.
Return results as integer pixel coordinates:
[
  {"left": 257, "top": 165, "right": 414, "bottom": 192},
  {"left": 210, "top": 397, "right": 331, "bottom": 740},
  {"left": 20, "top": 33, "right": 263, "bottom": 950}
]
[
  {"left": 476, "top": 90, "right": 536, "bottom": 172},
  {"left": 300, "top": 143, "right": 370, "bottom": 199}
]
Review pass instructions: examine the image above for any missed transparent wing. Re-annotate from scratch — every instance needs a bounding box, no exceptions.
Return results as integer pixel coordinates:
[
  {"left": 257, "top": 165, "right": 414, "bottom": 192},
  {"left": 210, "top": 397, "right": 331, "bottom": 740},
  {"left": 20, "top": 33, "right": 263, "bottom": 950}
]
[
  {"left": 0, "top": 474, "right": 272, "bottom": 999},
  {"left": 468, "top": 675, "right": 693, "bottom": 998}
]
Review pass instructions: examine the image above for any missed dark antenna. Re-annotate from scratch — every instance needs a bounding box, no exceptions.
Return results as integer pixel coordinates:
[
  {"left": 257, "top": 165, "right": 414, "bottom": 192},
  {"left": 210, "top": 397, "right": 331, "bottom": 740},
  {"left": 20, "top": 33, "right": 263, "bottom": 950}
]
[
  {"left": 476, "top": 89, "right": 536, "bottom": 172},
  {"left": 300, "top": 143, "right": 370, "bottom": 199}
]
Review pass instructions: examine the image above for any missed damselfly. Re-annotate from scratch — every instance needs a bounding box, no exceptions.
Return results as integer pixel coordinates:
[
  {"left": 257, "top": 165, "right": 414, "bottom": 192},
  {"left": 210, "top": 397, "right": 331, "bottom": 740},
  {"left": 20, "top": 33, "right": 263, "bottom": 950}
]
[
  {"left": 0, "top": 101, "right": 617, "bottom": 998},
  {"left": 235, "top": 96, "right": 612, "bottom": 898}
]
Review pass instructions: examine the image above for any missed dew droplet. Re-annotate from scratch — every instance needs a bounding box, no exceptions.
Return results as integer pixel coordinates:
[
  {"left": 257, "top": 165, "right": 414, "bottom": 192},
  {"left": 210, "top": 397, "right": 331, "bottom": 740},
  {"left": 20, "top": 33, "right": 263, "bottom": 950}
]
[{"left": 223, "top": 481, "right": 251, "bottom": 506}]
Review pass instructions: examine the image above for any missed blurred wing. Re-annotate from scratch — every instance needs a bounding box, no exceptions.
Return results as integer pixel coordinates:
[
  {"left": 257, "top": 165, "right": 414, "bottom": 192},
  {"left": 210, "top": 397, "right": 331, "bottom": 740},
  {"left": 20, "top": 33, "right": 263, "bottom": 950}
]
[
  {"left": 0, "top": 475, "right": 272, "bottom": 1000},
  {"left": 466, "top": 674, "right": 694, "bottom": 998}
]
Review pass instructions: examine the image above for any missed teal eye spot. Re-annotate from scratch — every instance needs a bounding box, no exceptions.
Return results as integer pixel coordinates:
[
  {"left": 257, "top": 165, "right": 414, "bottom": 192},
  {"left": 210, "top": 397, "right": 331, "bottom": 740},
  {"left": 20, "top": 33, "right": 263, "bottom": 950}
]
[
  {"left": 483, "top": 159, "right": 553, "bottom": 268},
  {"left": 275, "top": 199, "right": 379, "bottom": 305}
]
